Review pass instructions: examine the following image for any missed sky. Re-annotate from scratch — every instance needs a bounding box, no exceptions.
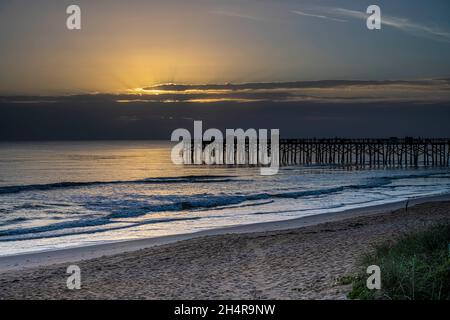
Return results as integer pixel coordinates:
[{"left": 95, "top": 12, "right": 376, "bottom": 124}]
[
  {"left": 1, "top": 0, "right": 450, "bottom": 95},
  {"left": 0, "top": 0, "right": 450, "bottom": 139}
]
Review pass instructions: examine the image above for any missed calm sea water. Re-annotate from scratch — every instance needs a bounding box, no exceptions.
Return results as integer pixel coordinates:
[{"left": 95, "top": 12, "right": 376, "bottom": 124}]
[{"left": 1, "top": 141, "right": 450, "bottom": 256}]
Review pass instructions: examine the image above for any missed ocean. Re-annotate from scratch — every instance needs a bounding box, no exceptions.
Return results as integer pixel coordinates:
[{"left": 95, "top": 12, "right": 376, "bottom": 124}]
[{"left": 1, "top": 141, "right": 450, "bottom": 256}]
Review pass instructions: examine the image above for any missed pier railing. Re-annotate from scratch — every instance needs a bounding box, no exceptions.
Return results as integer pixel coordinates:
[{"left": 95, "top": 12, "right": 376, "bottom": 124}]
[
  {"left": 279, "top": 138, "right": 450, "bottom": 167},
  {"left": 188, "top": 137, "right": 450, "bottom": 167}
]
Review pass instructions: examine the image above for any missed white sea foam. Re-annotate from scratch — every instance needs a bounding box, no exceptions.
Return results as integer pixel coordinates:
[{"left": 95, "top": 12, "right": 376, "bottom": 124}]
[{"left": 0, "top": 141, "right": 449, "bottom": 256}]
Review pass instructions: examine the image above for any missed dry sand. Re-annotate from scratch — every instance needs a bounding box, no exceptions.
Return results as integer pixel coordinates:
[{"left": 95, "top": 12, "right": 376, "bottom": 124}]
[{"left": 0, "top": 197, "right": 449, "bottom": 300}]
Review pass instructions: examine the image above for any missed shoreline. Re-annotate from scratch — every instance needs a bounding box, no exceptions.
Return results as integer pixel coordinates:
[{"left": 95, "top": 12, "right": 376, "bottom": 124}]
[
  {"left": 1, "top": 195, "right": 449, "bottom": 299},
  {"left": 1, "top": 192, "right": 450, "bottom": 273}
]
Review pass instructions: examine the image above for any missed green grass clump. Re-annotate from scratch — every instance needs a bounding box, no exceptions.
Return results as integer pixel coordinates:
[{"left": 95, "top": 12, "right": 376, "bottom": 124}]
[{"left": 348, "top": 224, "right": 450, "bottom": 300}]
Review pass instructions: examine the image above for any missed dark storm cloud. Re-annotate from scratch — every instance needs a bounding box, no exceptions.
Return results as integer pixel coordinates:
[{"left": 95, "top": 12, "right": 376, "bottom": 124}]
[
  {"left": 1, "top": 100, "right": 450, "bottom": 141},
  {"left": 1, "top": 80, "right": 449, "bottom": 140},
  {"left": 142, "top": 79, "right": 440, "bottom": 92}
]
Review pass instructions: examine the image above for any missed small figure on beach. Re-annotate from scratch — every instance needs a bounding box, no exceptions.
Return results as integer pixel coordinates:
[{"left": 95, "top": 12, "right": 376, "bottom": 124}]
[{"left": 405, "top": 200, "right": 409, "bottom": 212}]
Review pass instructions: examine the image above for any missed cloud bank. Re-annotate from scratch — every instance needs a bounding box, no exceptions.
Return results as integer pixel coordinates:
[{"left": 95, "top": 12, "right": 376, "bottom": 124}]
[{"left": 2, "top": 79, "right": 450, "bottom": 105}]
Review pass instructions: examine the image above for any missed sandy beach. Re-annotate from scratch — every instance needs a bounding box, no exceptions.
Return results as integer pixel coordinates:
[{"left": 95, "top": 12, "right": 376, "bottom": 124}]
[{"left": 0, "top": 195, "right": 449, "bottom": 300}]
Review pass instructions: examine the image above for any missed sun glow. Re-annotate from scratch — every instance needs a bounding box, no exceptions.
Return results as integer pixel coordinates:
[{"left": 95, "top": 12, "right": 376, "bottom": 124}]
[
  {"left": 126, "top": 86, "right": 233, "bottom": 96},
  {"left": 126, "top": 88, "right": 169, "bottom": 96}
]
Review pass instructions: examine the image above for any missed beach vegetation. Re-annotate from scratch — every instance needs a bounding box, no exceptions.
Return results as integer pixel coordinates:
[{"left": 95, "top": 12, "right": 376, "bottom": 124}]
[{"left": 348, "top": 224, "right": 450, "bottom": 300}]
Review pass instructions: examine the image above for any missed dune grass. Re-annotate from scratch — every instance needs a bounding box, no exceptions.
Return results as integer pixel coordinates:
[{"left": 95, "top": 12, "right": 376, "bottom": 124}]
[{"left": 348, "top": 224, "right": 450, "bottom": 300}]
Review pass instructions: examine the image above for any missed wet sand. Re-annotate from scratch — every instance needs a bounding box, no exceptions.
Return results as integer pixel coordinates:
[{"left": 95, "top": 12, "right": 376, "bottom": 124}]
[{"left": 0, "top": 197, "right": 449, "bottom": 299}]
